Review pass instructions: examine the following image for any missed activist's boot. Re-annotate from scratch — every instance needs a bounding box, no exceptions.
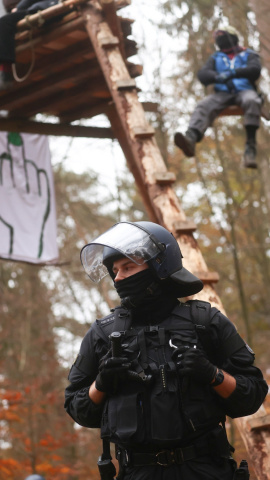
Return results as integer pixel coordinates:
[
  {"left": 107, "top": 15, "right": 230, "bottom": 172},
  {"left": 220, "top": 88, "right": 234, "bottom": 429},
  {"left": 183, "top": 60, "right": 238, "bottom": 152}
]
[
  {"left": 174, "top": 129, "right": 198, "bottom": 157},
  {"left": 243, "top": 141, "right": 257, "bottom": 169}
]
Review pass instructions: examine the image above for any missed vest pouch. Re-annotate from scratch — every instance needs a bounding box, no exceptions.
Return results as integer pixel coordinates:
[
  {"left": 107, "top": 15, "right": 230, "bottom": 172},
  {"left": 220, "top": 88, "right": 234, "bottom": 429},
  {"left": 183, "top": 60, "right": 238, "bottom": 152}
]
[
  {"left": 149, "top": 370, "right": 184, "bottom": 442},
  {"left": 101, "top": 391, "right": 145, "bottom": 444}
]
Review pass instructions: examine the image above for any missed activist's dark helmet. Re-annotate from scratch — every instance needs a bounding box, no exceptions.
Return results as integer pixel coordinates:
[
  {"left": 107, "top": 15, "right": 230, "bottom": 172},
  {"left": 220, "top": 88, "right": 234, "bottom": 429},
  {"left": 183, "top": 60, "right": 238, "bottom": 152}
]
[
  {"left": 81, "top": 221, "right": 203, "bottom": 297},
  {"left": 24, "top": 475, "right": 46, "bottom": 480}
]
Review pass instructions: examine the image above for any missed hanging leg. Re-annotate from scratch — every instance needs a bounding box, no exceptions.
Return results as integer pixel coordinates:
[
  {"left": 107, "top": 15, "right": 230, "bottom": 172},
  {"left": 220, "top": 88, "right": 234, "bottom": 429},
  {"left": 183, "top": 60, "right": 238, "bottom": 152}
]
[
  {"left": 0, "top": 11, "right": 27, "bottom": 90},
  {"left": 236, "top": 90, "right": 262, "bottom": 169},
  {"left": 174, "top": 92, "right": 234, "bottom": 156}
]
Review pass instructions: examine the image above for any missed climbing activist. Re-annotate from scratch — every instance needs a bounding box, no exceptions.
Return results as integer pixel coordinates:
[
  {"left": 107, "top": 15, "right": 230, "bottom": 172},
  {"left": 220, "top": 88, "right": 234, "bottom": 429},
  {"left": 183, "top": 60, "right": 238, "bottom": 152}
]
[
  {"left": 0, "top": 0, "right": 60, "bottom": 90},
  {"left": 65, "top": 221, "right": 268, "bottom": 480},
  {"left": 174, "top": 25, "right": 262, "bottom": 169}
]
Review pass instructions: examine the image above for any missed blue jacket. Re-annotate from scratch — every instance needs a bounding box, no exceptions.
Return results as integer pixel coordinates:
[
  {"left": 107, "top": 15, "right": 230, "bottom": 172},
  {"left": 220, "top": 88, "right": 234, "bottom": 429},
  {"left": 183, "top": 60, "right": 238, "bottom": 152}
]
[
  {"left": 198, "top": 48, "right": 261, "bottom": 94},
  {"left": 214, "top": 49, "right": 256, "bottom": 92}
]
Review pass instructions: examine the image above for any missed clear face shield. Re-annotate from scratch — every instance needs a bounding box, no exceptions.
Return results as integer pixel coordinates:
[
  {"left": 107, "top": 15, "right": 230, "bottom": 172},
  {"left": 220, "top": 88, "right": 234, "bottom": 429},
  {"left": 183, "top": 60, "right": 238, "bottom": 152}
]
[{"left": 80, "top": 222, "right": 164, "bottom": 283}]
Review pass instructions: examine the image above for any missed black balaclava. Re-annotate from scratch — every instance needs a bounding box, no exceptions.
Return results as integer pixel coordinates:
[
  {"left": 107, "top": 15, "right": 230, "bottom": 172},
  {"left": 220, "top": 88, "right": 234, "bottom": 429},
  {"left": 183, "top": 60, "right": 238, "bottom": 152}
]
[
  {"left": 114, "top": 269, "right": 179, "bottom": 324},
  {"left": 215, "top": 32, "right": 238, "bottom": 51},
  {"left": 114, "top": 269, "right": 160, "bottom": 308}
]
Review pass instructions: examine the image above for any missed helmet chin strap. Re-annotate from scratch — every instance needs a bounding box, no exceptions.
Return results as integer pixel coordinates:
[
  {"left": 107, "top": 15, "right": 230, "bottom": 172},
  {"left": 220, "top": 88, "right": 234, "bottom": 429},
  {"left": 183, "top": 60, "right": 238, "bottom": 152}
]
[{"left": 120, "top": 281, "right": 161, "bottom": 309}]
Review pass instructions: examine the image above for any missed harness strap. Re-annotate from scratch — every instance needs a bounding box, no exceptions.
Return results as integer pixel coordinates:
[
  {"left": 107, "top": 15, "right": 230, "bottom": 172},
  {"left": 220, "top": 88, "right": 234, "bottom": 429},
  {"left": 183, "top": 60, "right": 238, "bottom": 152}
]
[{"left": 137, "top": 329, "right": 148, "bottom": 369}]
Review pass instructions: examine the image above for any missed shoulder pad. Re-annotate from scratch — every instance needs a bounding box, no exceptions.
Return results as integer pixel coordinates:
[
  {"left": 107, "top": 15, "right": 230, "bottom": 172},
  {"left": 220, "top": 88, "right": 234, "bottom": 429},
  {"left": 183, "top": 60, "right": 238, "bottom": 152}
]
[
  {"left": 95, "top": 312, "right": 116, "bottom": 342},
  {"left": 97, "top": 312, "right": 115, "bottom": 327}
]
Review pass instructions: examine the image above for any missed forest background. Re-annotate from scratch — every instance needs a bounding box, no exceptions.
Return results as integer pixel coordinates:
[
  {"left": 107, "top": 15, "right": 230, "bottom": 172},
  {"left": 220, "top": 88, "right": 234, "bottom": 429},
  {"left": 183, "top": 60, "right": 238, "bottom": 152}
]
[{"left": 0, "top": 0, "right": 270, "bottom": 479}]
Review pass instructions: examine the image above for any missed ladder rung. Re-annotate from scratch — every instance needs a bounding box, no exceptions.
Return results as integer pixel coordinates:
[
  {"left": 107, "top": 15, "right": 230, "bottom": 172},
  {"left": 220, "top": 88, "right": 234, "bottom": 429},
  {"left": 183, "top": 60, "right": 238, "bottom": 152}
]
[
  {"left": 116, "top": 79, "right": 137, "bottom": 90},
  {"left": 155, "top": 171, "right": 176, "bottom": 185},
  {"left": 174, "top": 220, "right": 196, "bottom": 233},
  {"left": 133, "top": 125, "right": 155, "bottom": 138},
  {"left": 100, "top": 35, "right": 119, "bottom": 48},
  {"left": 247, "top": 414, "right": 270, "bottom": 431},
  {"left": 193, "top": 271, "right": 220, "bottom": 283}
]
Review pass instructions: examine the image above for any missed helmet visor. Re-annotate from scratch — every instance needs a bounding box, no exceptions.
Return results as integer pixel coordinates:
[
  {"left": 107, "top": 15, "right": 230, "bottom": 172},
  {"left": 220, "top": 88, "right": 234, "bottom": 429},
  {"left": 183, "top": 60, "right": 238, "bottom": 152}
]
[{"left": 80, "top": 222, "right": 163, "bottom": 282}]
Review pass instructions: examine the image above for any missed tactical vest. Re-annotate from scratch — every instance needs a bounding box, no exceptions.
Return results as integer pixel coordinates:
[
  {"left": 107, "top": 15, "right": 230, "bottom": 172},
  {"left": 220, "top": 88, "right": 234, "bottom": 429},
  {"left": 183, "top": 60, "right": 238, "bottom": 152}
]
[{"left": 91, "top": 300, "right": 245, "bottom": 447}]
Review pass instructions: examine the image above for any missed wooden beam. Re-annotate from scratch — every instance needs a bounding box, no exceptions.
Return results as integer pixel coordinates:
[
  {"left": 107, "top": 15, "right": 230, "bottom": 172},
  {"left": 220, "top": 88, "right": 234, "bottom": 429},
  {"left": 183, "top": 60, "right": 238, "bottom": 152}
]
[
  {"left": 154, "top": 171, "right": 176, "bottom": 185},
  {"left": 16, "top": 38, "right": 95, "bottom": 72},
  {"left": 235, "top": 409, "right": 270, "bottom": 479},
  {"left": 115, "top": 0, "right": 131, "bottom": 8},
  {"left": 100, "top": 0, "right": 126, "bottom": 59},
  {"left": 15, "top": 0, "right": 92, "bottom": 32},
  {"left": 59, "top": 100, "right": 110, "bottom": 123},
  {"left": 0, "top": 118, "right": 114, "bottom": 138},
  {"left": 59, "top": 99, "right": 158, "bottom": 123},
  {"left": 16, "top": 15, "right": 85, "bottom": 48},
  {"left": 193, "top": 271, "right": 220, "bottom": 283},
  {"left": 174, "top": 219, "right": 197, "bottom": 233},
  {"left": 247, "top": 414, "right": 270, "bottom": 431},
  {"left": 219, "top": 105, "right": 270, "bottom": 121},
  {"left": 141, "top": 101, "right": 159, "bottom": 113},
  {"left": 0, "top": 65, "right": 102, "bottom": 112},
  {"left": 7, "top": 76, "right": 110, "bottom": 117}
]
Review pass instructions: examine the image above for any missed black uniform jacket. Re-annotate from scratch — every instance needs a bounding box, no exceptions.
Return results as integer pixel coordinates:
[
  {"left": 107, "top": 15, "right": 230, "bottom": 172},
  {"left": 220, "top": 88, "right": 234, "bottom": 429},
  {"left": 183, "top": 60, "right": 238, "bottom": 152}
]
[{"left": 65, "top": 302, "right": 268, "bottom": 446}]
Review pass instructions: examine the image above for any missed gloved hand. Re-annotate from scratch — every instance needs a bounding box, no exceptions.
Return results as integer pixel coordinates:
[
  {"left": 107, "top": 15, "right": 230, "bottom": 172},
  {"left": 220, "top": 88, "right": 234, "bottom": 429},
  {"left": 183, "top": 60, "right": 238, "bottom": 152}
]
[
  {"left": 95, "top": 356, "right": 131, "bottom": 393},
  {"left": 176, "top": 347, "right": 217, "bottom": 385},
  {"left": 215, "top": 70, "right": 236, "bottom": 83}
]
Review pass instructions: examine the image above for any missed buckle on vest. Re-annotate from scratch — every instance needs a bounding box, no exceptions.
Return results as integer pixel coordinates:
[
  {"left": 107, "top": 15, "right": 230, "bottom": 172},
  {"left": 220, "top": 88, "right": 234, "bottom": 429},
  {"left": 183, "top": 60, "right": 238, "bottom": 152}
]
[{"left": 156, "top": 450, "right": 175, "bottom": 466}]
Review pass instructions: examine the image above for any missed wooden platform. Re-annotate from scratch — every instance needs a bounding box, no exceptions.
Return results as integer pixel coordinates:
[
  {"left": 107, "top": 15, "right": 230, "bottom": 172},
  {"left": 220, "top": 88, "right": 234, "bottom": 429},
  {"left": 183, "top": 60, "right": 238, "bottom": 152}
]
[{"left": 0, "top": 0, "right": 145, "bottom": 136}]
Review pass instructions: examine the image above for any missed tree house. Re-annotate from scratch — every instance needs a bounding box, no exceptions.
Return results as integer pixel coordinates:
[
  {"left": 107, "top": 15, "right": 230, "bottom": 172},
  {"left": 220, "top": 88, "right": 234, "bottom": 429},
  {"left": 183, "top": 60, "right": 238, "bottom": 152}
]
[{"left": 0, "top": 0, "right": 269, "bottom": 477}]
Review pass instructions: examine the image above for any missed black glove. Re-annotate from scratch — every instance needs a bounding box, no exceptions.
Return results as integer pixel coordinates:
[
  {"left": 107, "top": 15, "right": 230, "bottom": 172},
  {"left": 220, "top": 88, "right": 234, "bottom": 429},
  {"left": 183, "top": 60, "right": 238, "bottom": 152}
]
[
  {"left": 215, "top": 70, "right": 236, "bottom": 83},
  {"left": 95, "top": 356, "right": 130, "bottom": 393},
  {"left": 176, "top": 347, "right": 217, "bottom": 385}
]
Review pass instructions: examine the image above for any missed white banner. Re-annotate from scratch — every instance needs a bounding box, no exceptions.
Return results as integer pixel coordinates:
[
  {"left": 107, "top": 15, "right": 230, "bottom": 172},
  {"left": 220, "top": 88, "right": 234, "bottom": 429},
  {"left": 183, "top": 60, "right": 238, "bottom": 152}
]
[{"left": 0, "top": 132, "right": 59, "bottom": 263}]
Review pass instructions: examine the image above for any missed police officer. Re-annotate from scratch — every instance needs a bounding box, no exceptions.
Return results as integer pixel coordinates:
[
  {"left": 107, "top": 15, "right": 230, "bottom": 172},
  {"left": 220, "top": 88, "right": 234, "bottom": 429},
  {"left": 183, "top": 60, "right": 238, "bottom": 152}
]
[
  {"left": 174, "top": 25, "right": 262, "bottom": 169},
  {"left": 65, "top": 221, "right": 268, "bottom": 480}
]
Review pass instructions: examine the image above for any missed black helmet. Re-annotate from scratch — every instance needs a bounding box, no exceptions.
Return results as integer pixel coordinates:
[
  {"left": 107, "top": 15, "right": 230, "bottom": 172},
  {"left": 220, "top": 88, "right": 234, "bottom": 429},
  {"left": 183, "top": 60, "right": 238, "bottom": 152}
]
[
  {"left": 24, "top": 475, "right": 46, "bottom": 480},
  {"left": 81, "top": 221, "right": 203, "bottom": 297}
]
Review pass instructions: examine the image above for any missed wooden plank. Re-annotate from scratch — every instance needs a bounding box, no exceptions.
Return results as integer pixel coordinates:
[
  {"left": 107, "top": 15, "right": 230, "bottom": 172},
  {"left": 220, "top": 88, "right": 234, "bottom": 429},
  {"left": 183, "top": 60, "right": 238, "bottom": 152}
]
[
  {"left": 116, "top": 78, "right": 136, "bottom": 90},
  {"left": 8, "top": 79, "right": 110, "bottom": 118},
  {"left": 193, "top": 271, "right": 220, "bottom": 283},
  {"left": 247, "top": 415, "right": 270, "bottom": 431},
  {"left": 235, "top": 409, "right": 270, "bottom": 479},
  {"left": 16, "top": 0, "right": 91, "bottom": 32},
  {"left": 100, "top": 35, "right": 119, "bottom": 48},
  {"left": 59, "top": 100, "right": 110, "bottom": 123},
  {"left": 60, "top": 99, "right": 156, "bottom": 123},
  {"left": 219, "top": 105, "right": 270, "bottom": 121},
  {"left": 133, "top": 126, "right": 155, "bottom": 138},
  {"left": 174, "top": 220, "right": 196, "bottom": 233},
  {"left": 15, "top": 16, "right": 86, "bottom": 52},
  {"left": 0, "top": 118, "right": 114, "bottom": 138},
  {"left": 127, "top": 62, "right": 143, "bottom": 79},
  {"left": 16, "top": 40, "right": 96, "bottom": 77},
  {"left": 115, "top": 0, "right": 131, "bottom": 8},
  {"left": 155, "top": 171, "right": 176, "bottom": 185},
  {"left": 0, "top": 65, "right": 102, "bottom": 111},
  {"left": 100, "top": 0, "right": 126, "bottom": 58}
]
